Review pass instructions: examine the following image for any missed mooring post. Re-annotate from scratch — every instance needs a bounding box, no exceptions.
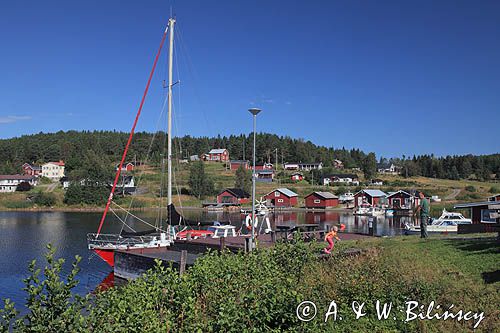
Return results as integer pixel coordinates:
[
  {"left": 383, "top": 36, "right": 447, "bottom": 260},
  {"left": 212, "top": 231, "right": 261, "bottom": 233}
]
[
  {"left": 271, "top": 231, "right": 276, "bottom": 243},
  {"left": 179, "top": 250, "right": 187, "bottom": 275},
  {"left": 219, "top": 236, "right": 226, "bottom": 250}
]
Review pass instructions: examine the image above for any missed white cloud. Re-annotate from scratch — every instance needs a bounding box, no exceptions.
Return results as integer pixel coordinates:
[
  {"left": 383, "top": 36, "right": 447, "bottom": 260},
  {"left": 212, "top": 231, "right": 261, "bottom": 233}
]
[
  {"left": 285, "top": 101, "right": 292, "bottom": 105},
  {"left": 0, "top": 115, "right": 32, "bottom": 124}
]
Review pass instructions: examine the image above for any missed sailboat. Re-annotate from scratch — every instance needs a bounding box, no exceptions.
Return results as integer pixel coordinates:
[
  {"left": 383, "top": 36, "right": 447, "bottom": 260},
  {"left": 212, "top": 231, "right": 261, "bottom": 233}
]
[{"left": 87, "top": 18, "right": 186, "bottom": 267}]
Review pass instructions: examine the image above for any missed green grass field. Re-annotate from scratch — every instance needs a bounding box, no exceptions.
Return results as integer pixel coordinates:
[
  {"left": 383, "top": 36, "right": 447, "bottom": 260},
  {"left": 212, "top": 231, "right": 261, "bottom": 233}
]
[{"left": 0, "top": 162, "right": 498, "bottom": 210}]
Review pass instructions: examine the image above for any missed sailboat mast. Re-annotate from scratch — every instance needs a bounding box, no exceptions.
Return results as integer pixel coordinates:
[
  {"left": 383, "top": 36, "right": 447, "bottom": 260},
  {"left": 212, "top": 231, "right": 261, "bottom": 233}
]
[{"left": 167, "top": 18, "right": 175, "bottom": 207}]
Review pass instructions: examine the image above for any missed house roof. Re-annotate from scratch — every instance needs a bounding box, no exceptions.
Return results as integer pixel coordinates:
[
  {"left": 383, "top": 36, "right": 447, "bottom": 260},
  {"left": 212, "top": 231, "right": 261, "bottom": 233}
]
[
  {"left": 268, "top": 188, "right": 298, "bottom": 197},
  {"left": 0, "top": 174, "right": 35, "bottom": 180},
  {"left": 291, "top": 172, "right": 303, "bottom": 176},
  {"left": 298, "top": 162, "right": 322, "bottom": 166},
  {"left": 45, "top": 161, "right": 65, "bottom": 166},
  {"left": 327, "top": 173, "right": 358, "bottom": 179},
  {"left": 454, "top": 201, "right": 499, "bottom": 209},
  {"left": 387, "top": 190, "right": 414, "bottom": 198},
  {"left": 209, "top": 149, "right": 227, "bottom": 154},
  {"left": 256, "top": 170, "right": 274, "bottom": 174},
  {"left": 219, "top": 188, "right": 250, "bottom": 198},
  {"left": 306, "top": 191, "right": 338, "bottom": 199},
  {"left": 356, "top": 189, "right": 387, "bottom": 197},
  {"left": 23, "top": 164, "right": 41, "bottom": 170}
]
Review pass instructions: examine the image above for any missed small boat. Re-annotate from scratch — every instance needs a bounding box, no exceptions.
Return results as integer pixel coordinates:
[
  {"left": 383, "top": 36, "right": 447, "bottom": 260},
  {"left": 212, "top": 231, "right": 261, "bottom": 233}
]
[
  {"left": 404, "top": 219, "right": 459, "bottom": 235},
  {"left": 430, "top": 209, "right": 471, "bottom": 225},
  {"left": 353, "top": 204, "right": 371, "bottom": 215},
  {"left": 385, "top": 209, "right": 394, "bottom": 217},
  {"left": 339, "top": 192, "right": 354, "bottom": 203},
  {"left": 354, "top": 204, "right": 384, "bottom": 216}
]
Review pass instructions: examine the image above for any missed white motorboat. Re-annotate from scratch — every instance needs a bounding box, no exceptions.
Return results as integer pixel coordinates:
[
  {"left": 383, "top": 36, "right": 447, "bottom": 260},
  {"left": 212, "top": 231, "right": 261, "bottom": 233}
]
[
  {"left": 339, "top": 192, "right": 354, "bottom": 203},
  {"left": 430, "top": 209, "right": 471, "bottom": 225},
  {"left": 404, "top": 219, "right": 459, "bottom": 234}
]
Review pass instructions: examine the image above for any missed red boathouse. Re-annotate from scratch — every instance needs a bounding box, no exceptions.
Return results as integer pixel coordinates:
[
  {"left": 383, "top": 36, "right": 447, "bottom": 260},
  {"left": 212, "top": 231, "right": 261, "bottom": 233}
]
[
  {"left": 305, "top": 192, "right": 339, "bottom": 209},
  {"left": 264, "top": 188, "right": 298, "bottom": 207}
]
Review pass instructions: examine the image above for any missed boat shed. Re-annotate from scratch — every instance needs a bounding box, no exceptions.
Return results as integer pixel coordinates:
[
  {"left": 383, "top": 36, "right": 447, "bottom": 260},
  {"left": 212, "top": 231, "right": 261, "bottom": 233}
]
[
  {"left": 264, "top": 188, "right": 298, "bottom": 207},
  {"left": 354, "top": 189, "right": 387, "bottom": 207},
  {"left": 387, "top": 190, "right": 420, "bottom": 209},
  {"left": 216, "top": 188, "right": 250, "bottom": 205},
  {"left": 305, "top": 192, "right": 339, "bottom": 209}
]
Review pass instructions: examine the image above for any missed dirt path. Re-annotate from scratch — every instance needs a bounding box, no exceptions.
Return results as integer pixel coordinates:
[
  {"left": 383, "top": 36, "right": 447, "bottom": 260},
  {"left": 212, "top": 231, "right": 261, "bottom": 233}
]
[
  {"left": 45, "top": 183, "right": 58, "bottom": 192},
  {"left": 444, "top": 188, "right": 461, "bottom": 200}
]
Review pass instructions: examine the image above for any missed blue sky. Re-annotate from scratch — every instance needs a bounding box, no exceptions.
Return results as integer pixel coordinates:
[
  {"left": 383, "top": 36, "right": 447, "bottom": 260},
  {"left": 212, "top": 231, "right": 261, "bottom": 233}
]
[{"left": 0, "top": 0, "right": 499, "bottom": 157}]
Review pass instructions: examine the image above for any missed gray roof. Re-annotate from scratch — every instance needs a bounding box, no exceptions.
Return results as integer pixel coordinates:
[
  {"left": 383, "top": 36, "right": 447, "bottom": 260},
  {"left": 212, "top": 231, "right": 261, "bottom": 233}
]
[
  {"left": 387, "top": 190, "right": 414, "bottom": 198},
  {"left": 454, "top": 201, "right": 499, "bottom": 209},
  {"left": 209, "top": 149, "right": 227, "bottom": 154},
  {"left": 308, "top": 191, "right": 338, "bottom": 199},
  {"left": 0, "top": 174, "right": 35, "bottom": 180},
  {"left": 357, "top": 189, "right": 387, "bottom": 197},
  {"left": 269, "top": 188, "right": 298, "bottom": 197}
]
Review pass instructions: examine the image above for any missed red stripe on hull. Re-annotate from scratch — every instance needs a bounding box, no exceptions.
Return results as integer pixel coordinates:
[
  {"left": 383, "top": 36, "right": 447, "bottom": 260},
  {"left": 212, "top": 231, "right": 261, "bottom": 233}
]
[{"left": 93, "top": 249, "right": 115, "bottom": 267}]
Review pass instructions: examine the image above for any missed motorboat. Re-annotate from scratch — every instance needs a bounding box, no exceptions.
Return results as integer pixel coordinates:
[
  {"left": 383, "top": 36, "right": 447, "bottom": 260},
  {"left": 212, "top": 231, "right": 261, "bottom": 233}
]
[
  {"left": 404, "top": 219, "right": 459, "bottom": 235},
  {"left": 339, "top": 192, "right": 354, "bottom": 203},
  {"left": 430, "top": 209, "right": 471, "bottom": 225}
]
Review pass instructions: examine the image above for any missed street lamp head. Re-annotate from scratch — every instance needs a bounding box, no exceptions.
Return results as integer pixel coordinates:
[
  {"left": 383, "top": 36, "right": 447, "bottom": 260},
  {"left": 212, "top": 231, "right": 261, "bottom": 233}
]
[{"left": 248, "top": 108, "right": 262, "bottom": 116}]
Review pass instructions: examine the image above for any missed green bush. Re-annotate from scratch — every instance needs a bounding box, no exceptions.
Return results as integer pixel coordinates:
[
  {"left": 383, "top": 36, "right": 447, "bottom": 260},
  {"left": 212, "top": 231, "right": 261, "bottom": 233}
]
[
  {"left": 465, "top": 185, "right": 476, "bottom": 192},
  {"left": 33, "top": 192, "right": 56, "bottom": 206},
  {"left": 490, "top": 186, "right": 499, "bottom": 194}
]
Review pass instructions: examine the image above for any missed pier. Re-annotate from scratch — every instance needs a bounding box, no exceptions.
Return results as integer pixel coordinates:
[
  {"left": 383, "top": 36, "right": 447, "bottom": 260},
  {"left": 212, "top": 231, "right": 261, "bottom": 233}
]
[{"left": 114, "top": 231, "right": 373, "bottom": 280}]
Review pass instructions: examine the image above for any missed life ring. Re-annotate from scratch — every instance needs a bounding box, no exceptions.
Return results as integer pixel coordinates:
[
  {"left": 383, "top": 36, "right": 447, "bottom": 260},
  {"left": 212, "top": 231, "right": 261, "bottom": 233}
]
[{"left": 245, "top": 215, "right": 253, "bottom": 230}]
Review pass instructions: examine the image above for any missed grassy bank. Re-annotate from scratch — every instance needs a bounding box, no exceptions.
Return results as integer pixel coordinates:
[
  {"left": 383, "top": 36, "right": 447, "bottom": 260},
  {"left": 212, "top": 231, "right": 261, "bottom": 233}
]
[
  {"left": 1, "top": 236, "right": 498, "bottom": 332},
  {"left": 0, "top": 162, "right": 498, "bottom": 212}
]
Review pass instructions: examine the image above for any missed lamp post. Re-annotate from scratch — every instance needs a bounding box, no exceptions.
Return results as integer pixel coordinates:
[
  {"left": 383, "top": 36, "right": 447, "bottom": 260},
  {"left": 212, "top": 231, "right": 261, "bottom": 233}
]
[{"left": 248, "top": 107, "right": 261, "bottom": 251}]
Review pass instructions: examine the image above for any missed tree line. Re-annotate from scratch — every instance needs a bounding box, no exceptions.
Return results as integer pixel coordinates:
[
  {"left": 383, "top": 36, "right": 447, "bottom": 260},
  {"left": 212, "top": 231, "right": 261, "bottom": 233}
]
[{"left": 0, "top": 130, "right": 498, "bottom": 181}]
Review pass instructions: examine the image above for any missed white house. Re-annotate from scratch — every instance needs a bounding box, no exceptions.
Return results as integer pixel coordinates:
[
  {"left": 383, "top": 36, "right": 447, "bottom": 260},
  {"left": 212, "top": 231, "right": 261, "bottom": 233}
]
[
  {"left": 378, "top": 163, "right": 401, "bottom": 175},
  {"left": 0, "top": 175, "right": 38, "bottom": 192},
  {"left": 42, "top": 161, "right": 65, "bottom": 180},
  {"left": 323, "top": 174, "right": 359, "bottom": 186},
  {"left": 284, "top": 162, "right": 299, "bottom": 170},
  {"left": 298, "top": 162, "right": 323, "bottom": 171}
]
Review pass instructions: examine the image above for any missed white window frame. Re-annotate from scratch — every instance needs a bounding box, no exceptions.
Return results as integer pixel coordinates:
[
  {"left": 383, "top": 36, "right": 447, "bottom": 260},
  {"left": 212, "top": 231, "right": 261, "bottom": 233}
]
[
  {"left": 277, "top": 199, "right": 284, "bottom": 203},
  {"left": 480, "top": 209, "right": 497, "bottom": 223},
  {"left": 314, "top": 199, "right": 321, "bottom": 204}
]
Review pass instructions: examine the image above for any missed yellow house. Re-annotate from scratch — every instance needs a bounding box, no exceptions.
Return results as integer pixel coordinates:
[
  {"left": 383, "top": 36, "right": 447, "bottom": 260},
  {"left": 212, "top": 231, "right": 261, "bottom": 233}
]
[{"left": 42, "top": 161, "right": 65, "bottom": 180}]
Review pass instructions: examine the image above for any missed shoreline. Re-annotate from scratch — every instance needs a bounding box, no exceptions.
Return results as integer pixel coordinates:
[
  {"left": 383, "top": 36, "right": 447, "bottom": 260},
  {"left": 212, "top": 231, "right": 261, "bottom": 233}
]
[{"left": 0, "top": 206, "right": 354, "bottom": 213}]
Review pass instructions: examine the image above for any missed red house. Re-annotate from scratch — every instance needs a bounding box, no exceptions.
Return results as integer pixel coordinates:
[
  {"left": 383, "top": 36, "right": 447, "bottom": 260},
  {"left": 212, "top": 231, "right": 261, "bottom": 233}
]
[
  {"left": 204, "top": 149, "right": 229, "bottom": 162},
  {"left": 264, "top": 188, "right": 298, "bottom": 207},
  {"left": 22, "top": 163, "right": 42, "bottom": 177},
  {"left": 216, "top": 188, "right": 250, "bottom": 205},
  {"left": 387, "top": 190, "right": 420, "bottom": 209},
  {"left": 454, "top": 195, "right": 499, "bottom": 226},
  {"left": 305, "top": 192, "right": 339, "bottom": 209},
  {"left": 230, "top": 160, "right": 249, "bottom": 170},
  {"left": 290, "top": 172, "right": 303, "bottom": 182},
  {"left": 116, "top": 162, "right": 135, "bottom": 172},
  {"left": 354, "top": 189, "right": 387, "bottom": 207}
]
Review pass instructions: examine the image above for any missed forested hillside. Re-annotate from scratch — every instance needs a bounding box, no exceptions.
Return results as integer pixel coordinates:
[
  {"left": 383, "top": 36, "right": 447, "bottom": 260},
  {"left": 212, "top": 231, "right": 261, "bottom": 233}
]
[{"left": 0, "top": 131, "right": 498, "bottom": 181}]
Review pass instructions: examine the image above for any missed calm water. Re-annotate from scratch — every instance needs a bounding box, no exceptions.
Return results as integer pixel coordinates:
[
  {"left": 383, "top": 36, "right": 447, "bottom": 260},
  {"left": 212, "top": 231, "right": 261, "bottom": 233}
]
[{"left": 0, "top": 209, "right": 414, "bottom": 308}]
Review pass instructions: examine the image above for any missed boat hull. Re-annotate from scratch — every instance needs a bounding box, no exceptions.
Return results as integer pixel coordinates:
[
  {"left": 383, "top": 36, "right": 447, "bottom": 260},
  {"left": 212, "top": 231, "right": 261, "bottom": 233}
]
[{"left": 93, "top": 248, "right": 115, "bottom": 267}]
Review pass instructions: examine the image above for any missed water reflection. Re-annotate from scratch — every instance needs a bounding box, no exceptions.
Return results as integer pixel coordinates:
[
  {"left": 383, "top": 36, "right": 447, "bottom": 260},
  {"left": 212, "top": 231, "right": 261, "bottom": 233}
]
[{"left": 0, "top": 209, "right": 418, "bottom": 308}]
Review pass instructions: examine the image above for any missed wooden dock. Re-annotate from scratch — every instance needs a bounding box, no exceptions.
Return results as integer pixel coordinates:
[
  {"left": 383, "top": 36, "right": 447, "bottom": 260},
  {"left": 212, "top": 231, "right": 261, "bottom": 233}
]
[{"left": 114, "top": 232, "right": 373, "bottom": 280}]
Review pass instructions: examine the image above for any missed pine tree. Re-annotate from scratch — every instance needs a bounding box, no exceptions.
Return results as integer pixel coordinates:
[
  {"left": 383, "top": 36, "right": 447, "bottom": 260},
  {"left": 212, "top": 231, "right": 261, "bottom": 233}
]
[
  {"left": 188, "top": 161, "right": 214, "bottom": 199},
  {"left": 234, "top": 165, "right": 251, "bottom": 194}
]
